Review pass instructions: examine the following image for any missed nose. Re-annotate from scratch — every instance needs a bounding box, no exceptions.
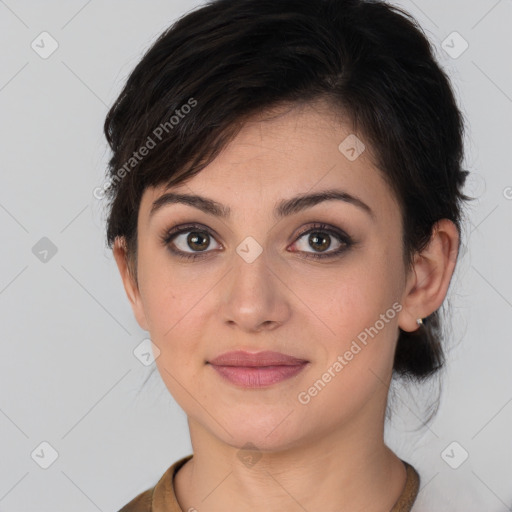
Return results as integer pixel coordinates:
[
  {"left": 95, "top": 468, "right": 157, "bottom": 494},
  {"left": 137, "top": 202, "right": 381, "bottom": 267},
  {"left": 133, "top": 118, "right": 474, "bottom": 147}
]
[{"left": 219, "top": 245, "right": 292, "bottom": 333}]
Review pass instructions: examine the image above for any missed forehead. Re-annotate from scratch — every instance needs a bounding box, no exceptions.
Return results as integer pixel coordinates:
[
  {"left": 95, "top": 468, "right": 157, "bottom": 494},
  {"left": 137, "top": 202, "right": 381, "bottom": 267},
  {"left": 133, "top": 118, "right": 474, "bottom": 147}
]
[{"left": 140, "top": 101, "right": 399, "bottom": 222}]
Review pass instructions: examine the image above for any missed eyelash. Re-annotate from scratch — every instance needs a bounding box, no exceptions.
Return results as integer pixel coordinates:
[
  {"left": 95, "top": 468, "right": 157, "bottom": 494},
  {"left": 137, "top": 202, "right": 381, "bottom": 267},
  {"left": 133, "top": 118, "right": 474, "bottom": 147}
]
[{"left": 159, "top": 222, "right": 354, "bottom": 261}]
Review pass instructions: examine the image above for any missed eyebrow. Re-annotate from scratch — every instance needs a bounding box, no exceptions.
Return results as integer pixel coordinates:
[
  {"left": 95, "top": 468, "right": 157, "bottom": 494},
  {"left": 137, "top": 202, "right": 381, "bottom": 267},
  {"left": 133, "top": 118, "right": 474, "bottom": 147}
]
[{"left": 149, "top": 188, "right": 375, "bottom": 221}]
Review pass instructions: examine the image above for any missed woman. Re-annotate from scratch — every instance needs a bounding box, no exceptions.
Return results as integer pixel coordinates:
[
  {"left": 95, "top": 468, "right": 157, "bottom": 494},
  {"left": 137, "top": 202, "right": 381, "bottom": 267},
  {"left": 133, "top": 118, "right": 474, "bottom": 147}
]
[{"left": 103, "top": 0, "right": 471, "bottom": 510}]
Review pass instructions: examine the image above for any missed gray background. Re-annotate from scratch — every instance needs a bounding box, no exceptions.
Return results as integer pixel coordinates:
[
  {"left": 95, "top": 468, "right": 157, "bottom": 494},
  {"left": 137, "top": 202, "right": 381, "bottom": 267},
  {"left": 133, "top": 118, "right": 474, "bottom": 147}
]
[{"left": 0, "top": 1, "right": 511, "bottom": 511}]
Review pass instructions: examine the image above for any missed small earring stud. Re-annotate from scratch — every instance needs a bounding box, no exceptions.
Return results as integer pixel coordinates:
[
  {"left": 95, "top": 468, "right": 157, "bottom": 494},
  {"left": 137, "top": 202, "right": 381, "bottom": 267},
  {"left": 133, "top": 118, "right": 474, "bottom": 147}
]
[{"left": 416, "top": 318, "right": 423, "bottom": 326}]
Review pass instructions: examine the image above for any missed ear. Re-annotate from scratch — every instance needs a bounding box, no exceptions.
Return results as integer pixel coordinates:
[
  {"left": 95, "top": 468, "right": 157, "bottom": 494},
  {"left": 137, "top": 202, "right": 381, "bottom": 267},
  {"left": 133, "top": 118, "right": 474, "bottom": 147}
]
[
  {"left": 398, "top": 219, "right": 460, "bottom": 332},
  {"left": 112, "top": 237, "right": 149, "bottom": 331}
]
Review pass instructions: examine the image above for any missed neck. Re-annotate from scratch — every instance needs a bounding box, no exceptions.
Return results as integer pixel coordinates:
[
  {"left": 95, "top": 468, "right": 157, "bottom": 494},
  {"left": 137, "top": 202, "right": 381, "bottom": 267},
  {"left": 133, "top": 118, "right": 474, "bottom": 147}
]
[{"left": 174, "top": 409, "right": 407, "bottom": 512}]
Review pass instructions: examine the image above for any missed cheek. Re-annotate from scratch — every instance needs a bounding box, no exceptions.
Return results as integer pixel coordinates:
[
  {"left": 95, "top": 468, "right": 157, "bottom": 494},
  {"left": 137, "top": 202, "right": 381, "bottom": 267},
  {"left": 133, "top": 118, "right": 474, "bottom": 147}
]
[
  {"left": 138, "top": 247, "right": 209, "bottom": 335},
  {"left": 313, "top": 256, "right": 399, "bottom": 330},
  {"left": 307, "top": 249, "right": 402, "bottom": 371},
  {"left": 139, "top": 250, "right": 228, "bottom": 342},
  {"left": 148, "top": 287, "right": 209, "bottom": 409},
  {"left": 293, "top": 270, "right": 401, "bottom": 424}
]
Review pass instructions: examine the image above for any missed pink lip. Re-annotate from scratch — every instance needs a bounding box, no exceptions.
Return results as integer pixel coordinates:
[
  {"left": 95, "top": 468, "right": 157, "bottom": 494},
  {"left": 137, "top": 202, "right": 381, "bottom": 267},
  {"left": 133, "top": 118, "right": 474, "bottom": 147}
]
[
  {"left": 207, "top": 350, "right": 309, "bottom": 388},
  {"left": 209, "top": 350, "right": 307, "bottom": 366}
]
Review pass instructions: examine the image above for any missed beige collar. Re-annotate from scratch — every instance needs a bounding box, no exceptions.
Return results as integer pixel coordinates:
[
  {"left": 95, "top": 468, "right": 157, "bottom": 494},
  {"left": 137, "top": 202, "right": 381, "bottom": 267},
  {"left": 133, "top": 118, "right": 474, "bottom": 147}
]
[{"left": 147, "top": 455, "right": 420, "bottom": 512}]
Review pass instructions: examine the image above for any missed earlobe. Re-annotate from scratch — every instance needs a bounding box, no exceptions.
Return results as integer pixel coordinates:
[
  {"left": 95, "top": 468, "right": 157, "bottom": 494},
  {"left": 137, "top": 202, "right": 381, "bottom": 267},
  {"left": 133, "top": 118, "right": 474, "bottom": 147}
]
[
  {"left": 112, "top": 237, "right": 149, "bottom": 331},
  {"left": 398, "top": 219, "right": 460, "bottom": 333}
]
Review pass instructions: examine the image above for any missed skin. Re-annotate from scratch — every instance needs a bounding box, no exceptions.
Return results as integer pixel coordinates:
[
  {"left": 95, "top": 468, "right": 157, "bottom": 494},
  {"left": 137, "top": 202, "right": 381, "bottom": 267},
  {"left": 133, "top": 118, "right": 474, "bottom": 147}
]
[{"left": 113, "top": 100, "right": 459, "bottom": 512}]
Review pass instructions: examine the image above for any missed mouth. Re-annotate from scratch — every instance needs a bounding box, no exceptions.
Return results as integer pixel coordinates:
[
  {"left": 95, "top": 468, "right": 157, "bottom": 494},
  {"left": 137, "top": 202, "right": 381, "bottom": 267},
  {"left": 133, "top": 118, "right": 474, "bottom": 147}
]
[{"left": 207, "top": 350, "right": 309, "bottom": 388}]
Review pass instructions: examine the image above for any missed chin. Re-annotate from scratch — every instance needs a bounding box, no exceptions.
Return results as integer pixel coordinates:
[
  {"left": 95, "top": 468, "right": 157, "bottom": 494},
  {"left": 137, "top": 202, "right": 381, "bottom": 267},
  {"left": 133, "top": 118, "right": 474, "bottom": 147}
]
[{"left": 213, "top": 408, "right": 307, "bottom": 453}]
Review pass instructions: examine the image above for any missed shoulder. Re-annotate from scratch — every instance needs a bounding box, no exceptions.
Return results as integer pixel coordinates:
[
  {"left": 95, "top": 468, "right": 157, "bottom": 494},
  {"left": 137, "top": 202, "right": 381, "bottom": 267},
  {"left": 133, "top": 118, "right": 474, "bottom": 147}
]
[
  {"left": 390, "top": 459, "right": 420, "bottom": 512},
  {"left": 116, "top": 455, "right": 193, "bottom": 512},
  {"left": 117, "top": 486, "right": 154, "bottom": 512}
]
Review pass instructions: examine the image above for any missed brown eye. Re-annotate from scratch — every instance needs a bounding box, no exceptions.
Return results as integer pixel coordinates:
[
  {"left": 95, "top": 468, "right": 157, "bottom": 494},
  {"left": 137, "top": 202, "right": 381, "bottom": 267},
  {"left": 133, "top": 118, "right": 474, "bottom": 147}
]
[
  {"left": 291, "top": 223, "right": 353, "bottom": 260},
  {"left": 160, "top": 224, "right": 222, "bottom": 261},
  {"left": 170, "top": 229, "right": 220, "bottom": 254},
  {"left": 186, "top": 232, "right": 210, "bottom": 251},
  {"left": 308, "top": 232, "right": 331, "bottom": 252}
]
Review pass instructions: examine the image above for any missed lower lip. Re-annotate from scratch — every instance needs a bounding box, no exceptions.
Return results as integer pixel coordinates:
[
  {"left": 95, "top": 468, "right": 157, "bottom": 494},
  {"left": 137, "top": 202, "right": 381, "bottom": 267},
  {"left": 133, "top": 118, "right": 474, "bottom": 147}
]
[{"left": 209, "top": 363, "right": 308, "bottom": 388}]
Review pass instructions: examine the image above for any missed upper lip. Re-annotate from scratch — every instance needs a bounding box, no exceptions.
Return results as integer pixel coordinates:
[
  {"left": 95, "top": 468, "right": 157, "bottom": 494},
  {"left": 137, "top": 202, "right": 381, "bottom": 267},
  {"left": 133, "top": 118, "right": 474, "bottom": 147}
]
[{"left": 208, "top": 350, "right": 308, "bottom": 367}]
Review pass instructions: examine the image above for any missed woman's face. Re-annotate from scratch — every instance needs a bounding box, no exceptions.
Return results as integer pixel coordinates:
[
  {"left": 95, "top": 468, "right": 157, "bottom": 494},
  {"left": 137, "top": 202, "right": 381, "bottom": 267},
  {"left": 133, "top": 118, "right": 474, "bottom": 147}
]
[{"left": 118, "top": 101, "right": 418, "bottom": 451}]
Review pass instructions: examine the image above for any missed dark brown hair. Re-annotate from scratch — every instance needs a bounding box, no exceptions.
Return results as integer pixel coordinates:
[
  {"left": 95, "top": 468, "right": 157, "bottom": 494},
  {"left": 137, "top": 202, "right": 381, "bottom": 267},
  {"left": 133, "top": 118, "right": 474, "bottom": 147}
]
[{"left": 102, "top": 0, "right": 473, "bottom": 383}]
